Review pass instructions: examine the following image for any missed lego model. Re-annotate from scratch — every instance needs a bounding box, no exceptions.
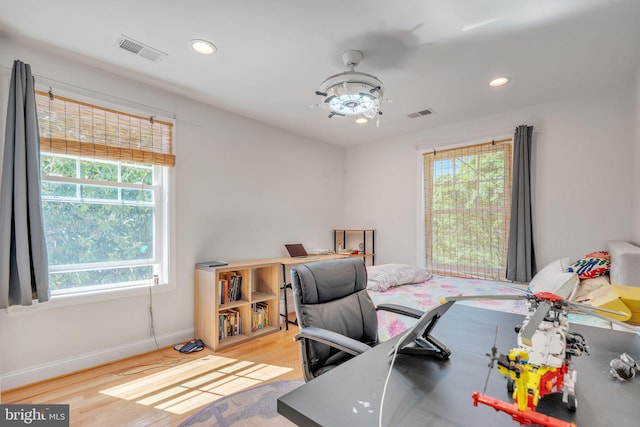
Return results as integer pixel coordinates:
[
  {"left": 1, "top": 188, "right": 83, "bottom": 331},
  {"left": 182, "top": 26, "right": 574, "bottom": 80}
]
[{"left": 442, "top": 292, "right": 639, "bottom": 427}]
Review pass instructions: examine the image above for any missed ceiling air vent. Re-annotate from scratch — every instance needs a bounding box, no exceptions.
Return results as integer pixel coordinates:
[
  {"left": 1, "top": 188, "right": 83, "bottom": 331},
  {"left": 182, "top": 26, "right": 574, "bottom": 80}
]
[
  {"left": 116, "top": 35, "right": 167, "bottom": 62},
  {"left": 408, "top": 108, "right": 433, "bottom": 119}
]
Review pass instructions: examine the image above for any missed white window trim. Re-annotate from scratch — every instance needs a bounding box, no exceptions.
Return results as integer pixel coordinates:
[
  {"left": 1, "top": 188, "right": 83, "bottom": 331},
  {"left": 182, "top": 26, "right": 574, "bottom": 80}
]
[
  {"left": 416, "top": 148, "right": 429, "bottom": 267},
  {"left": 416, "top": 134, "right": 512, "bottom": 270},
  {"left": 3, "top": 165, "right": 176, "bottom": 313},
  {"left": 2, "top": 281, "right": 176, "bottom": 316},
  {"left": 27, "top": 84, "right": 177, "bottom": 307}
]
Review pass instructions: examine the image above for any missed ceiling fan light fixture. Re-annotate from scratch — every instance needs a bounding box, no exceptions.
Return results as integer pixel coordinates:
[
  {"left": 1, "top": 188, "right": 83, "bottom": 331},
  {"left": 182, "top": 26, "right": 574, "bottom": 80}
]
[
  {"left": 315, "top": 50, "right": 385, "bottom": 124},
  {"left": 489, "top": 77, "right": 510, "bottom": 87},
  {"left": 190, "top": 39, "right": 217, "bottom": 55},
  {"left": 326, "top": 84, "right": 379, "bottom": 116}
]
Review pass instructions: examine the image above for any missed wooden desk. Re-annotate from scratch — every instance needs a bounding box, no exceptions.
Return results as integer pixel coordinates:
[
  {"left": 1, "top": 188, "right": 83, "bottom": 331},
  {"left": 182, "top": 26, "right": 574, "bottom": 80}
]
[
  {"left": 278, "top": 304, "right": 640, "bottom": 426},
  {"left": 276, "top": 254, "right": 347, "bottom": 330}
]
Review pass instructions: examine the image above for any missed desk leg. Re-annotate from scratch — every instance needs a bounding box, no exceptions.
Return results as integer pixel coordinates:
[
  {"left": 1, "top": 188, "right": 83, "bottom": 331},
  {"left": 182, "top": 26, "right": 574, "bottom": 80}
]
[
  {"left": 281, "top": 264, "right": 289, "bottom": 331},
  {"left": 280, "top": 264, "right": 298, "bottom": 331}
]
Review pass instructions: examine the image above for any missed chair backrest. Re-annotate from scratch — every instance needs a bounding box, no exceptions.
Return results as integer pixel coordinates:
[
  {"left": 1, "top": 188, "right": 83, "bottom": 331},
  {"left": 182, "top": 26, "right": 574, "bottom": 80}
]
[{"left": 290, "top": 257, "right": 378, "bottom": 380}]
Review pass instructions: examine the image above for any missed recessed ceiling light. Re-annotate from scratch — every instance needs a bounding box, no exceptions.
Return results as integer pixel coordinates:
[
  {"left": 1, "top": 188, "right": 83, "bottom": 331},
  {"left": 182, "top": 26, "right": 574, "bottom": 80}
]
[
  {"left": 489, "top": 77, "right": 510, "bottom": 87},
  {"left": 190, "top": 39, "right": 217, "bottom": 55},
  {"left": 355, "top": 117, "right": 368, "bottom": 125}
]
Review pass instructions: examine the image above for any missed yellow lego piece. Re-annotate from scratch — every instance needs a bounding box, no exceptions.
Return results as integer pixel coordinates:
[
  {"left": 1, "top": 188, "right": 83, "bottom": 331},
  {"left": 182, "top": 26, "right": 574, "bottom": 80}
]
[
  {"left": 611, "top": 285, "right": 640, "bottom": 325},
  {"left": 588, "top": 285, "right": 633, "bottom": 322}
]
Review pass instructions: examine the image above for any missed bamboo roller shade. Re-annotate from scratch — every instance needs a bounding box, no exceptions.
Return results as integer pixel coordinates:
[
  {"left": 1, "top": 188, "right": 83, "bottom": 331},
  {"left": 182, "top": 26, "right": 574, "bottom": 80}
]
[
  {"left": 35, "top": 91, "right": 175, "bottom": 167},
  {"left": 423, "top": 141, "right": 513, "bottom": 281}
]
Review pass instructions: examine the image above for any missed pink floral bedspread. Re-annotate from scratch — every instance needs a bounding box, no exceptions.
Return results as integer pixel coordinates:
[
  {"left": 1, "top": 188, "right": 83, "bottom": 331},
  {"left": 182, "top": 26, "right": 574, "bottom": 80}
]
[
  {"left": 369, "top": 274, "right": 613, "bottom": 341},
  {"left": 369, "top": 275, "right": 527, "bottom": 341}
]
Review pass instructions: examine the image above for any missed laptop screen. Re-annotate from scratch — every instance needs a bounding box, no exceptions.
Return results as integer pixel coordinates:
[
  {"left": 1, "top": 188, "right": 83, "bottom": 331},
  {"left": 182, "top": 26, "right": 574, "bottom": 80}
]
[{"left": 285, "top": 243, "right": 308, "bottom": 257}]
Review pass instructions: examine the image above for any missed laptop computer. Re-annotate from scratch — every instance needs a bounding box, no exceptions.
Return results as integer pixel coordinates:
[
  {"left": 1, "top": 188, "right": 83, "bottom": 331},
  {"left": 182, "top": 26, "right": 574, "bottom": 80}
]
[{"left": 285, "top": 243, "right": 309, "bottom": 258}]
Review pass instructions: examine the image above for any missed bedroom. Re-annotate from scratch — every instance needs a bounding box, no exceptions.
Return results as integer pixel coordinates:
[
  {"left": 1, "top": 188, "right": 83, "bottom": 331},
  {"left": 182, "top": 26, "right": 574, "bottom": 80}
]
[{"left": 1, "top": 0, "right": 640, "bottom": 425}]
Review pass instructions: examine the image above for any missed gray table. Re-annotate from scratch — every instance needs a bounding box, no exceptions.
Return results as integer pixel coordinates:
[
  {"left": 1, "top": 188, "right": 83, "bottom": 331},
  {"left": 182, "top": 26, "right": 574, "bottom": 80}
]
[{"left": 278, "top": 304, "right": 640, "bottom": 426}]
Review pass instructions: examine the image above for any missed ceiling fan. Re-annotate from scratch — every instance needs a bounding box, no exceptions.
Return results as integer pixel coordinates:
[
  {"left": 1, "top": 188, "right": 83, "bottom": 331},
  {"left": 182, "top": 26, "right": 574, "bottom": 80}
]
[{"left": 314, "top": 50, "right": 386, "bottom": 126}]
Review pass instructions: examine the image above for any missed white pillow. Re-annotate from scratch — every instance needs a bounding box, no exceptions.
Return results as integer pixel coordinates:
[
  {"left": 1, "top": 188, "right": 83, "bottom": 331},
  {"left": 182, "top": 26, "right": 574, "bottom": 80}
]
[
  {"left": 528, "top": 258, "right": 578, "bottom": 299},
  {"left": 608, "top": 240, "right": 640, "bottom": 286},
  {"left": 366, "top": 264, "right": 432, "bottom": 292}
]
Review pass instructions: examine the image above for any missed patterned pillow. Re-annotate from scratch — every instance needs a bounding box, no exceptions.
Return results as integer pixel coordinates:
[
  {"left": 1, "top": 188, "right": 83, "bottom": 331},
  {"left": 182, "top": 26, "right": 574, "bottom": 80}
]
[
  {"left": 584, "top": 250, "right": 611, "bottom": 261},
  {"left": 568, "top": 251, "right": 610, "bottom": 279}
]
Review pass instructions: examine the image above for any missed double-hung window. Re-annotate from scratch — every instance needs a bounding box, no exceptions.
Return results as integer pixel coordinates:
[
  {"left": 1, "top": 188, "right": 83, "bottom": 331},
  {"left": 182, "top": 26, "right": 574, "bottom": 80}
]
[
  {"left": 422, "top": 140, "right": 512, "bottom": 280},
  {"left": 35, "top": 90, "right": 174, "bottom": 295}
]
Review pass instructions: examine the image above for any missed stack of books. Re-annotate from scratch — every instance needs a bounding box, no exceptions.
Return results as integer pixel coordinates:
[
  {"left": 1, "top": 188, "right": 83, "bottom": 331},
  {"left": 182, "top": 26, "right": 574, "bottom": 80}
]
[
  {"left": 219, "top": 309, "right": 242, "bottom": 339},
  {"left": 219, "top": 272, "right": 243, "bottom": 304},
  {"left": 251, "top": 302, "right": 269, "bottom": 331}
]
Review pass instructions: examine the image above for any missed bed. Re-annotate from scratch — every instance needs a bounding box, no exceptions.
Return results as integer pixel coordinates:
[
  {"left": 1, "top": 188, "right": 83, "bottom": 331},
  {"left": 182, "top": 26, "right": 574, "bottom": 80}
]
[
  {"left": 368, "top": 273, "right": 527, "bottom": 340},
  {"left": 367, "top": 243, "right": 640, "bottom": 342}
]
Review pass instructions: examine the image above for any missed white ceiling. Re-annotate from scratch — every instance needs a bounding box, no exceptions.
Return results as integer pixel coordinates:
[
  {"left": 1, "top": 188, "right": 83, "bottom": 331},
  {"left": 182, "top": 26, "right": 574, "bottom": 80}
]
[{"left": 1, "top": 0, "right": 639, "bottom": 147}]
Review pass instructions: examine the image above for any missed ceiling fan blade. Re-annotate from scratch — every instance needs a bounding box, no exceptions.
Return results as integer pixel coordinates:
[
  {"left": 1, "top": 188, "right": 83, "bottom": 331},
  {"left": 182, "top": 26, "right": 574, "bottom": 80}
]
[{"left": 520, "top": 301, "right": 552, "bottom": 346}]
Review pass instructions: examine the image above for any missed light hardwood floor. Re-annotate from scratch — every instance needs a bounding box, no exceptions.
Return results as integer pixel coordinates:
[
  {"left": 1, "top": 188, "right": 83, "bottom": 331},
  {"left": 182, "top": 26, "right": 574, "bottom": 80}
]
[{"left": 1, "top": 328, "right": 303, "bottom": 426}]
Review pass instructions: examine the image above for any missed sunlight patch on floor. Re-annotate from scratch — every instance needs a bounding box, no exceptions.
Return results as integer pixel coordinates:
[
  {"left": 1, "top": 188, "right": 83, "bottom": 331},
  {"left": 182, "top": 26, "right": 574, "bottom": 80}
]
[
  {"left": 235, "top": 362, "right": 293, "bottom": 380},
  {"left": 99, "top": 353, "right": 292, "bottom": 415},
  {"left": 101, "top": 354, "right": 237, "bottom": 400},
  {"left": 199, "top": 375, "right": 262, "bottom": 396}
]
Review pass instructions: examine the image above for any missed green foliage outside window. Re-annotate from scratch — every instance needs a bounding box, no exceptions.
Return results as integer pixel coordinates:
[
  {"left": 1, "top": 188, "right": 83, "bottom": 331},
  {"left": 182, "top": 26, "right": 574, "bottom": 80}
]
[
  {"left": 41, "top": 154, "right": 156, "bottom": 291},
  {"left": 429, "top": 151, "right": 509, "bottom": 271}
]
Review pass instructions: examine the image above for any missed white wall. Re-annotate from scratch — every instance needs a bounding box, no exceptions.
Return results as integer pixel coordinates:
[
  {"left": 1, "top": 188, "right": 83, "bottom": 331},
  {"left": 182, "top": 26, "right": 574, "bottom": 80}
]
[
  {"left": 345, "top": 86, "right": 635, "bottom": 269},
  {"left": 633, "top": 65, "right": 640, "bottom": 243},
  {"left": 0, "top": 39, "right": 344, "bottom": 390}
]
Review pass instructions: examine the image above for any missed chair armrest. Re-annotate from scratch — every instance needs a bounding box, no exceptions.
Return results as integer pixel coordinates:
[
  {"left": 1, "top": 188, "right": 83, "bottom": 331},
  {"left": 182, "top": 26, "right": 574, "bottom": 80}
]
[
  {"left": 295, "top": 326, "right": 373, "bottom": 356},
  {"left": 376, "top": 303, "right": 423, "bottom": 319}
]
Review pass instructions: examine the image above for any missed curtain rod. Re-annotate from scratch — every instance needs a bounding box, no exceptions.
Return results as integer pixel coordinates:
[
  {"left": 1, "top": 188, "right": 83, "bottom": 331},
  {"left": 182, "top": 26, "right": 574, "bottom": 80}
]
[
  {"left": 0, "top": 63, "right": 176, "bottom": 119},
  {"left": 421, "top": 137, "right": 512, "bottom": 155}
]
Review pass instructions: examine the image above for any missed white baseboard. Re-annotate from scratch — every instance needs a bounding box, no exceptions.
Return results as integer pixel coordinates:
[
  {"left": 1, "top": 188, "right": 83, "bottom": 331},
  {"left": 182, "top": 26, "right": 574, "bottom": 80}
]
[{"left": 0, "top": 328, "right": 194, "bottom": 392}]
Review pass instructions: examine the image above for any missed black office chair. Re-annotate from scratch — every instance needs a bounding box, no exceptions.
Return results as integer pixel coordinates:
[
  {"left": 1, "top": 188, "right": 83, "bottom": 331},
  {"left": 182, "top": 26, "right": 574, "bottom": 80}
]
[{"left": 290, "top": 257, "right": 423, "bottom": 382}]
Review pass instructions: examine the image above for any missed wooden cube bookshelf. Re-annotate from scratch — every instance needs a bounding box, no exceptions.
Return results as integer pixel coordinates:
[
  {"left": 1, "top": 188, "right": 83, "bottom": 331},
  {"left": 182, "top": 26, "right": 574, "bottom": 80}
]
[{"left": 195, "top": 259, "right": 280, "bottom": 351}]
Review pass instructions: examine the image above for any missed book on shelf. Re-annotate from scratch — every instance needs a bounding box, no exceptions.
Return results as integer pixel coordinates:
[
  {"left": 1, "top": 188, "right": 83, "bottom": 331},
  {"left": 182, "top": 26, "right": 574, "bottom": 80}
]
[
  {"left": 219, "top": 272, "right": 243, "bottom": 304},
  {"left": 219, "top": 308, "right": 242, "bottom": 340},
  {"left": 229, "top": 274, "right": 242, "bottom": 302},
  {"left": 251, "top": 302, "right": 269, "bottom": 331}
]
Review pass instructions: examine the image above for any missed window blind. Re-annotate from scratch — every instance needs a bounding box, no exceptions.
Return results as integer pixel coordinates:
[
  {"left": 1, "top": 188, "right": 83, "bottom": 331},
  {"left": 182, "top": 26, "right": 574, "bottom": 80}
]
[
  {"left": 35, "top": 90, "right": 175, "bottom": 167},
  {"left": 423, "top": 140, "right": 512, "bottom": 280}
]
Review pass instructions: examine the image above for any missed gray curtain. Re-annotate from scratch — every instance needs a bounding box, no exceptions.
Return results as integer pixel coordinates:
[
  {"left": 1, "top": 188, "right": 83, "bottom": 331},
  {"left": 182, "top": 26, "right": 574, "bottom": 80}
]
[
  {"left": 0, "top": 60, "right": 49, "bottom": 308},
  {"left": 506, "top": 125, "right": 536, "bottom": 282}
]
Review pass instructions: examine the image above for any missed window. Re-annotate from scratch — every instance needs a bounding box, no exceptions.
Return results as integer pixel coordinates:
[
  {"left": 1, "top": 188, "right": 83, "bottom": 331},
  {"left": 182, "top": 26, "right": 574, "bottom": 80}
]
[
  {"left": 35, "top": 90, "right": 174, "bottom": 295},
  {"left": 423, "top": 140, "right": 512, "bottom": 280}
]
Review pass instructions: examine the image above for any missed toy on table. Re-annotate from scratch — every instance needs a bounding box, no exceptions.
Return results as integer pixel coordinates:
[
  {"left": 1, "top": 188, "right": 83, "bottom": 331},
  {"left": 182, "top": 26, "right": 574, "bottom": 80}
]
[{"left": 441, "top": 291, "right": 640, "bottom": 427}]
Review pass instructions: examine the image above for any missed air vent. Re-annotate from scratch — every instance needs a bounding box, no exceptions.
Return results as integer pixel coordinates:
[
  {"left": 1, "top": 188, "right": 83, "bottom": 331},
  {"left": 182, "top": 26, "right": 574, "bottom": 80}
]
[
  {"left": 116, "top": 35, "right": 167, "bottom": 62},
  {"left": 408, "top": 108, "right": 433, "bottom": 119}
]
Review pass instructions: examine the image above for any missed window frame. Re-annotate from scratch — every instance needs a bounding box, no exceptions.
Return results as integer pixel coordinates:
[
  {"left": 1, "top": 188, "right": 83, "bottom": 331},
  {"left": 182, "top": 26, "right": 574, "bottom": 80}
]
[
  {"left": 419, "top": 138, "right": 513, "bottom": 280},
  {"left": 35, "top": 87, "right": 174, "bottom": 299}
]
